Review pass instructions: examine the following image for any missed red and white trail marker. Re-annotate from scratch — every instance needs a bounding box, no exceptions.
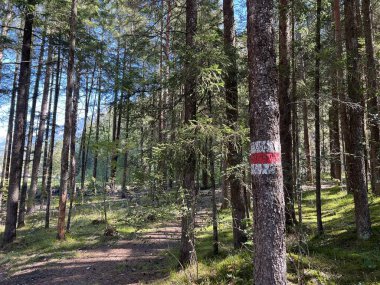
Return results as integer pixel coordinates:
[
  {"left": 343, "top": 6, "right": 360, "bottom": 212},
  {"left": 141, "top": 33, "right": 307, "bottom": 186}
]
[{"left": 250, "top": 141, "right": 282, "bottom": 175}]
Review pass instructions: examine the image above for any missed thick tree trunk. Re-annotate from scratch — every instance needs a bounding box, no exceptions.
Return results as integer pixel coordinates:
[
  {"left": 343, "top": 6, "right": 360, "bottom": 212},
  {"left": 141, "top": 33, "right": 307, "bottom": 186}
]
[
  {"left": 57, "top": 0, "right": 77, "bottom": 240},
  {"left": 45, "top": 42, "right": 61, "bottom": 229},
  {"left": 279, "top": 0, "right": 296, "bottom": 227},
  {"left": 18, "top": 36, "right": 46, "bottom": 227},
  {"left": 223, "top": 0, "right": 246, "bottom": 248},
  {"left": 315, "top": 0, "right": 324, "bottom": 235},
  {"left": 344, "top": 0, "right": 372, "bottom": 240},
  {"left": 179, "top": 0, "right": 198, "bottom": 265},
  {"left": 247, "top": 0, "right": 286, "bottom": 283},
  {"left": 26, "top": 42, "right": 53, "bottom": 214},
  {"left": 3, "top": 3, "right": 34, "bottom": 244},
  {"left": 362, "top": 0, "right": 380, "bottom": 195}
]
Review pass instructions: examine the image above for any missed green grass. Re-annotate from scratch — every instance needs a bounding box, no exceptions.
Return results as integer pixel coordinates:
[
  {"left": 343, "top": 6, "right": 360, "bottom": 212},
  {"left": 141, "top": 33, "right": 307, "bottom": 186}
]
[
  {"left": 2, "top": 186, "right": 380, "bottom": 284},
  {"left": 161, "top": 185, "right": 380, "bottom": 285},
  {"left": 0, "top": 195, "right": 179, "bottom": 276}
]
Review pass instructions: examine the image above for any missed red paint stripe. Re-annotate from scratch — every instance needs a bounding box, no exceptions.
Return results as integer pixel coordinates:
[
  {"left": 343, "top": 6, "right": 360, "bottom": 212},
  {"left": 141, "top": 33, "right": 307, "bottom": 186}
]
[{"left": 249, "top": 152, "right": 281, "bottom": 164}]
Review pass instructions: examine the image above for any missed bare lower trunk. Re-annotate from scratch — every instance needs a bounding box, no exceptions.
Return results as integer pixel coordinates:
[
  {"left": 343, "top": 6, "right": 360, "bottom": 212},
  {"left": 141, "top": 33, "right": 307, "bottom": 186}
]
[
  {"left": 3, "top": 4, "right": 34, "bottom": 244},
  {"left": 223, "top": 0, "right": 246, "bottom": 248},
  {"left": 247, "top": 0, "right": 286, "bottom": 283},
  {"left": 27, "top": 42, "right": 53, "bottom": 214},
  {"left": 67, "top": 70, "right": 80, "bottom": 232},
  {"left": 344, "top": 0, "right": 372, "bottom": 240},
  {"left": 279, "top": 0, "right": 296, "bottom": 227},
  {"left": 362, "top": 0, "right": 380, "bottom": 195},
  {"left": 315, "top": 0, "right": 324, "bottom": 235},
  {"left": 57, "top": 0, "right": 77, "bottom": 240},
  {"left": 45, "top": 43, "right": 62, "bottom": 229},
  {"left": 18, "top": 36, "right": 46, "bottom": 227},
  {"left": 179, "top": 0, "right": 198, "bottom": 265}
]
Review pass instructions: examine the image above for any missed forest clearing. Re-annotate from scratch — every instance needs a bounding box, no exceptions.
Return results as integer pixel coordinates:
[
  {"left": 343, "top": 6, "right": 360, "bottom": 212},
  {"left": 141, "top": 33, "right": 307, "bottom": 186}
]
[{"left": 2, "top": 0, "right": 380, "bottom": 284}]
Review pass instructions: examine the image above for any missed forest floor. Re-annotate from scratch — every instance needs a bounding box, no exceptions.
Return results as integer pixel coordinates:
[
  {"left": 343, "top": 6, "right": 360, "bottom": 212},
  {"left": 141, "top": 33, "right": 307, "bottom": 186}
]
[{"left": 0, "top": 183, "right": 380, "bottom": 284}]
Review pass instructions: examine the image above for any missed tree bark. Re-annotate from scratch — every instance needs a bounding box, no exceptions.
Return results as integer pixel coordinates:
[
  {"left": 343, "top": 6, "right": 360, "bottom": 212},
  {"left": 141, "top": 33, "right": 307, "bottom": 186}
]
[
  {"left": 223, "top": 0, "right": 246, "bottom": 248},
  {"left": 0, "top": 53, "right": 20, "bottom": 210},
  {"left": 315, "top": 0, "right": 324, "bottom": 236},
  {"left": 26, "top": 42, "right": 53, "bottom": 214},
  {"left": 362, "top": 0, "right": 380, "bottom": 195},
  {"left": 67, "top": 69, "right": 80, "bottom": 232},
  {"left": 41, "top": 63, "right": 55, "bottom": 207},
  {"left": 279, "top": 0, "right": 296, "bottom": 227},
  {"left": 344, "top": 0, "right": 372, "bottom": 240},
  {"left": 247, "top": 0, "right": 286, "bottom": 283},
  {"left": 45, "top": 41, "right": 62, "bottom": 229},
  {"left": 18, "top": 35, "right": 46, "bottom": 227},
  {"left": 93, "top": 70, "right": 102, "bottom": 181},
  {"left": 57, "top": 0, "right": 77, "bottom": 240},
  {"left": 179, "top": 0, "right": 198, "bottom": 265},
  {"left": 3, "top": 2, "right": 34, "bottom": 244}
]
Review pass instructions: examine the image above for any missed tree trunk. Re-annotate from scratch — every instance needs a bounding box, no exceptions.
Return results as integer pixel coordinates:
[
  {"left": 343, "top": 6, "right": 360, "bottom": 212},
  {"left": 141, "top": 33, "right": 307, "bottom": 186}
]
[
  {"left": 315, "top": 0, "right": 324, "bottom": 236},
  {"left": 362, "top": 0, "right": 380, "bottom": 195},
  {"left": 26, "top": 42, "right": 53, "bottom": 214},
  {"left": 57, "top": 0, "right": 77, "bottom": 240},
  {"left": 247, "top": 0, "right": 286, "bottom": 283},
  {"left": 67, "top": 69, "right": 80, "bottom": 232},
  {"left": 223, "top": 0, "right": 247, "bottom": 248},
  {"left": 0, "top": 0, "right": 13, "bottom": 84},
  {"left": 279, "top": 0, "right": 296, "bottom": 227},
  {"left": 45, "top": 42, "right": 62, "bottom": 229},
  {"left": 41, "top": 64, "right": 55, "bottom": 207},
  {"left": 0, "top": 53, "right": 20, "bottom": 210},
  {"left": 18, "top": 35, "right": 46, "bottom": 227},
  {"left": 93, "top": 71, "right": 102, "bottom": 182},
  {"left": 344, "top": 0, "right": 372, "bottom": 240},
  {"left": 79, "top": 66, "right": 96, "bottom": 198},
  {"left": 3, "top": 2, "right": 34, "bottom": 244},
  {"left": 179, "top": 0, "right": 198, "bottom": 265},
  {"left": 110, "top": 44, "right": 120, "bottom": 189}
]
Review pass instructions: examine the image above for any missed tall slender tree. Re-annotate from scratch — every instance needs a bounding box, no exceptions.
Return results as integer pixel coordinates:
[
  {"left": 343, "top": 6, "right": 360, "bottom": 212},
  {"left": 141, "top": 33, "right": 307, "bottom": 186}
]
[
  {"left": 279, "top": 0, "right": 296, "bottom": 227},
  {"left": 362, "top": 0, "right": 380, "bottom": 195},
  {"left": 18, "top": 35, "right": 46, "bottom": 226},
  {"left": 3, "top": 0, "right": 35, "bottom": 244},
  {"left": 247, "top": 0, "right": 286, "bottom": 283},
  {"left": 179, "top": 0, "right": 198, "bottom": 265},
  {"left": 57, "top": 0, "right": 77, "bottom": 240},
  {"left": 27, "top": 42, "right": 53, "bottom": 214},
  {"left": 223, "top": 0, "right": 246, "bottom": 248},
  {"left": 344, "top": 0, "right": 372, "bottom": 240},
  {"left": 315, "top": 0, "right": 324, "bottom": 235}
]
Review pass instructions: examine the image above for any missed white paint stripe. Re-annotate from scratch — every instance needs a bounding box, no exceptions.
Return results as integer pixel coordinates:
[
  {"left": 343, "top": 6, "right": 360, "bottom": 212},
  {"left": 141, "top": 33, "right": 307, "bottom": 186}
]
[
  {"left": 250, "top": 141, "right": 281, "bottom": 154},
  {"left": 251, "top": 163, "right": 281, "bottom": 175}
]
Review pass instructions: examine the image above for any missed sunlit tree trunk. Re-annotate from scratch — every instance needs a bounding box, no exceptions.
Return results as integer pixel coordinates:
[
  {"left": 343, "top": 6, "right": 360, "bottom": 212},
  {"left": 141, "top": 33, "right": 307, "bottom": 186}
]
[
  {"left": 3, "top": 2, "right": 34, "bottom": 244},
  {"left": 18, "top": 35, "right": 46, "bottom": 226},
  {"left": 247, "top": 0, "right": 286, "bottom": 282},
  {"left": 57, "top": 0, "right": 77, "bottom": 240},
  {"left": 26, "top": 42, "right": 53, "bottom": 215}
]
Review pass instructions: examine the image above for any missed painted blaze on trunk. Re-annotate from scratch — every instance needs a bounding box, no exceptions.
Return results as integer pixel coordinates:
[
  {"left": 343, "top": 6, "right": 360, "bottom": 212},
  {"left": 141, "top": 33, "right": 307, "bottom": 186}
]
[{"left": 247, "top": 0, "right": 287, "bottom": 283}]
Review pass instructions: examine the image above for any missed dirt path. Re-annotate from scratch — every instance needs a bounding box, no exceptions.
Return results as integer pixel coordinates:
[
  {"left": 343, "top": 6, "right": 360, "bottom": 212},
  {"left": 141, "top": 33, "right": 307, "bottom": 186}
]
[{"left": 0, "top": 222, "right": 181, "bottom": 285}]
